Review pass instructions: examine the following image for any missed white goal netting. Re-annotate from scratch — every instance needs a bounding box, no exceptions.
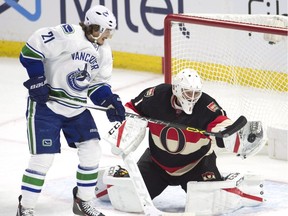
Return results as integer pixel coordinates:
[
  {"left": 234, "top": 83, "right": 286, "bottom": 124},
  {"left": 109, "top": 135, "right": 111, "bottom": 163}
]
[{"left": 164, "top": 14, "right": 288, "bottom": 130}]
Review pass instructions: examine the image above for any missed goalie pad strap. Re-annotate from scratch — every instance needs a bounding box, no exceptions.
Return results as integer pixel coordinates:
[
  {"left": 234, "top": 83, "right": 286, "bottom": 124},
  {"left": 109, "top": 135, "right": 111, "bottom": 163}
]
[{"left": 223, "top": 188, "right": 263, "bottom": 202}]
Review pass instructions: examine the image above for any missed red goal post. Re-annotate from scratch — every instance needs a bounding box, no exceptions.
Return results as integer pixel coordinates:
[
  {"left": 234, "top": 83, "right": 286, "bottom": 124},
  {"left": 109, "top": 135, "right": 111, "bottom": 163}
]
[{"left": 163, "top": 14, "right": 288, "bottom": 129}]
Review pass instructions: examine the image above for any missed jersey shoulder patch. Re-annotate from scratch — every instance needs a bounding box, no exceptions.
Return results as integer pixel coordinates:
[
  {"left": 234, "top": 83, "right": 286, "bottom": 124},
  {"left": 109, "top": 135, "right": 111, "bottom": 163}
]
[
  {"left": 207, "top": 101, "right": 220, "bottom": 112},
  {"left": 144, "top": 87, "right": 155, "bottom": 97},
  {"left": 60, "top": 24, "right": 75, "bottom": 34}
]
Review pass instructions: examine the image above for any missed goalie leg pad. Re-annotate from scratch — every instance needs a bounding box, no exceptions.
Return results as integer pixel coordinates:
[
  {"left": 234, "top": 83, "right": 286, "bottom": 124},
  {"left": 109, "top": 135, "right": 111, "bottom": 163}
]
[
  {"left": 107, "top": 183, "right": 143, "bottom": 213},
  {"left": 95, "top": 165, "right": 143, "bottom": 213},
  {"left": 95, "top": 167, "right": 110, "bottom": 202},
  {"left": 185, "top": 173, "right": 264, "bottom": 215}
]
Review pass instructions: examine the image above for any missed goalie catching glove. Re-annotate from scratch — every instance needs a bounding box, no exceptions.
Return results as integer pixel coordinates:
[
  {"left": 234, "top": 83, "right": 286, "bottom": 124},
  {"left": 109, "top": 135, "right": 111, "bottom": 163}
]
[
  {"left": 223, "top": 121, "right": 266, "bottom": 159},
  {"left": 105, "top": 117, "right": 148, "bottom": 156}
]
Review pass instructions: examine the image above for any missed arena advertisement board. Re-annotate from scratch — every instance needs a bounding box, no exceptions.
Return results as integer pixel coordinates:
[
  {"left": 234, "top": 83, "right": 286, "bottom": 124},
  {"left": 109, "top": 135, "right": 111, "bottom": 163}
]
[{"left": 0, "top": 0, "right": 287, "bottom": 72}]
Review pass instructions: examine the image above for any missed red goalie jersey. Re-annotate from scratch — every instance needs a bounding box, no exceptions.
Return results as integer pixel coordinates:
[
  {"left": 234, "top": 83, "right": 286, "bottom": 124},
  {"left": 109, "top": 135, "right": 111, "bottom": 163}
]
[{"left": 126, "top": 83, "right": 233, "bottom": 176}]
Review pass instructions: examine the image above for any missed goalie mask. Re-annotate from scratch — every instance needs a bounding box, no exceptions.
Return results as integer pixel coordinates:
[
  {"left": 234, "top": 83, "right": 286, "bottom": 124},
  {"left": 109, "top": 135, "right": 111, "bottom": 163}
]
[
  {"left": 84, "top": 5, "right": 117, "bottom": 40},
  {"left": 172, "top": 68, "right": 202, "bottom": 114}
]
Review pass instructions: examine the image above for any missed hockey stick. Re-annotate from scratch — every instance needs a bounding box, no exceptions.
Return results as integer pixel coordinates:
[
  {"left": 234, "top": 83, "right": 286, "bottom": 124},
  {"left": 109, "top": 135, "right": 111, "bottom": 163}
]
[
  {"left": 49, "top": 96, "right": 247, "bottom": 138},
  {"left": 122, "top": 152, "right": 195, "bottom": 216}
]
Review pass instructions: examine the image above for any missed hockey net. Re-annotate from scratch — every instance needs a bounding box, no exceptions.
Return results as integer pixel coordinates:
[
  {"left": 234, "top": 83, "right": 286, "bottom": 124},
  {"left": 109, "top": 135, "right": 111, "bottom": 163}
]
[{"left": 164, "top": 14, "right": 288, "bottom": 130}]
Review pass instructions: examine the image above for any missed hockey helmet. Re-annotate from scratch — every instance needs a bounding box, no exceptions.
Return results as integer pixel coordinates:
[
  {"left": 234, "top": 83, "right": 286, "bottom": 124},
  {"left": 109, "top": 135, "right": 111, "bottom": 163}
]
[
  {"left": 172, "top": 68, "right": 202, "bottom": 114},
  {"left": 84, "top": 5, "right": 116, "bottom": 39}
]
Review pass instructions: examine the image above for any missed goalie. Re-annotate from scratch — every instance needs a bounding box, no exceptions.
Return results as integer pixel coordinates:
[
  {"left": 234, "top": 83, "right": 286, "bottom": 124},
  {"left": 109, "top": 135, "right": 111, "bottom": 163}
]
[{"left": 102, "top": 68, "right": 266, "bottom": 215}]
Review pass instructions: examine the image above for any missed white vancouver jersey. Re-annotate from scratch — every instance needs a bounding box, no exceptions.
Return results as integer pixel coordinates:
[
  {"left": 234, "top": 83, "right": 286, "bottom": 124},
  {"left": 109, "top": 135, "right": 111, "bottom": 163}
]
[{"left": 24, "top": 24, "right": 113, "bottom": 117}]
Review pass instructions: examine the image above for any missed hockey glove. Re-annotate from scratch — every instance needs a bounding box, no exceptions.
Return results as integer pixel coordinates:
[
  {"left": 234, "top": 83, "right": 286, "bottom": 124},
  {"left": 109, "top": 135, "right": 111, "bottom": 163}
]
[
  {"left": 101, "top": 94, "right": 125, "bottom": 122},
  {"left": 23, "top": 76, "right": 49, "bottom": 104},
  {"left": 223, "top": 121, "right": 266, "bottom": 159},
  {"left": 105, "top": 118, "right": 148, "bottom": 156}
]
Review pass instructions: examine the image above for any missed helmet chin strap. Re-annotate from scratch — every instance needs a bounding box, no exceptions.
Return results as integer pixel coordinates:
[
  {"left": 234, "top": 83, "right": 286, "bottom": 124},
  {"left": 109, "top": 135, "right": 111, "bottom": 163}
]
[
  {"left": 89, "top": 26, "right": 106, "bottom": 43},
  {"left": 89, "top": 34, "right": 101, "bottom": 43}
]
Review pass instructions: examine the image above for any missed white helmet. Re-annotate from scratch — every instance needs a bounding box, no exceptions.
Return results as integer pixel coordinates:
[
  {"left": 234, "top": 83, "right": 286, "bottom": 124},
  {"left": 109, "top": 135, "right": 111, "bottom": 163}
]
[
  {"left": 84, "top": 5, "right": 116, "bottom": 38},
  {"left": 172, "top": 68, "right": 202, "bottom": 114}
]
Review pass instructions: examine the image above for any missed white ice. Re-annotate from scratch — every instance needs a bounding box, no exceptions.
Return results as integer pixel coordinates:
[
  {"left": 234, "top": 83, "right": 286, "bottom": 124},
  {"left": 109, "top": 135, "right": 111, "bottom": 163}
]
[{"left": 0, "top": 57, "right": 287, "bottom": 216}]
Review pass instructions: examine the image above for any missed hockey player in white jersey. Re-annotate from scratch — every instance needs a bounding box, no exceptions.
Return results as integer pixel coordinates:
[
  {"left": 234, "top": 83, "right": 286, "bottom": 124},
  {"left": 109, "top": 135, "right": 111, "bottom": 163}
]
[{"left": 16, "top": 5, "right": 125, "bottom": 216}]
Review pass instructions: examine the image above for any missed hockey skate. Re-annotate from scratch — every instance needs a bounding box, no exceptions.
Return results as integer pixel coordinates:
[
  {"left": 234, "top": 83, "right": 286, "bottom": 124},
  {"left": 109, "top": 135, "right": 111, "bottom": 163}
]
[
  {"left": 16, "top": 195, "right": 35, "bottom": 216},
  {"left": 73, "top": 187, "right": 104, "bottom": 216}
]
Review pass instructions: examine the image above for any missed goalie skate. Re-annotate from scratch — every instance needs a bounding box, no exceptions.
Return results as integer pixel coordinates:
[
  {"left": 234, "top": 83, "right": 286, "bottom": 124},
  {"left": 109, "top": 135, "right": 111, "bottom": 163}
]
[
  {"left": 16, "top": 195, "right": 35, "bottom": 216},
  {"left": 73, "top": 187, "right": 104, "bottom": 216}
]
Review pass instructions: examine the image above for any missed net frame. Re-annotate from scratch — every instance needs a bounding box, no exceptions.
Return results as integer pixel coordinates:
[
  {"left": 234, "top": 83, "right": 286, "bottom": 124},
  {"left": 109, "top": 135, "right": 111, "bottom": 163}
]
[
  {"left": 164, "top": 14, "right": 288, "bottom": 83},
  {"left": 163, "top": 14, "right": 288, "bottom": 129}
]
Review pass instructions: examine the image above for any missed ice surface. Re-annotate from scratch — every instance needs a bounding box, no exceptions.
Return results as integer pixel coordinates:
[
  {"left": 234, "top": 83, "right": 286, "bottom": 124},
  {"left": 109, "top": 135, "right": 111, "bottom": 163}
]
[{"left": 0, "top": 58, "right": 287, "bottom": 216}]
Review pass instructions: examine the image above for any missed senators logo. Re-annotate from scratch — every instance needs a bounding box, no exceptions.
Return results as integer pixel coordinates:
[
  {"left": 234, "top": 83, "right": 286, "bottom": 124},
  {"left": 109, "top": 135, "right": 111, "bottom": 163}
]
[{"left": 202, "top": 172, "right": 216, "bottom": 181}]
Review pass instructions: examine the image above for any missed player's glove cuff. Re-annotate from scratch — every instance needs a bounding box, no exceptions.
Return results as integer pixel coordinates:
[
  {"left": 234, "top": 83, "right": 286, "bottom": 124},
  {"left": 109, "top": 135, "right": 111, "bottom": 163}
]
[{"left": 101, "top": 94, "right": 126, "bottom": 122}]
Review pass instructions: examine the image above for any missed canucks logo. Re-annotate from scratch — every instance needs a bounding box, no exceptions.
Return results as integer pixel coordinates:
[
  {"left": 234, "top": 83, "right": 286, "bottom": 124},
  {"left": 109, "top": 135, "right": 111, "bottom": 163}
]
[{"left": 67, "top": 64, "right": 91, "bottom": 92}]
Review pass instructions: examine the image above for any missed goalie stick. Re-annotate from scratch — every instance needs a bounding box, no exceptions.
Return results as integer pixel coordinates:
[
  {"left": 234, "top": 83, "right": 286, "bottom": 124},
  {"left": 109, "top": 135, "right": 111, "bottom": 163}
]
[{"left": 49, "top": 96, "right": 247, "bottom": 138}]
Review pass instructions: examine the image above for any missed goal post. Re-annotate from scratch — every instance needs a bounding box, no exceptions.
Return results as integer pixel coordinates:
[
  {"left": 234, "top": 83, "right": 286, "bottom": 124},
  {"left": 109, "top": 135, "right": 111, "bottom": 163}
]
[{"left": 163, "top": 14, "right": 288, "bottom": 131}]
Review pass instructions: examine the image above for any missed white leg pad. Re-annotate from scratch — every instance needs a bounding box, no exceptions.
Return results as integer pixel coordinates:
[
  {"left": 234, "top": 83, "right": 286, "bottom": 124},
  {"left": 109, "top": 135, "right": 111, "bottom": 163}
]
[
  {"left": 185, "top": 173, "right": 264, "bottom": 215},
  {"left": 95, "top": 166, "right": 143, "bottom": 213},
  {"left": 95, "top": 167, "right": 110, "bottom": 202}
]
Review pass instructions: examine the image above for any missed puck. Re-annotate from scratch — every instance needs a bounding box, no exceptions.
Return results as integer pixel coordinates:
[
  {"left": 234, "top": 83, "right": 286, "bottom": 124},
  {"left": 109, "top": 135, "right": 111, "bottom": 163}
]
[{"left": 248, "top": 134, "right": 256, "bottom": 142}]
